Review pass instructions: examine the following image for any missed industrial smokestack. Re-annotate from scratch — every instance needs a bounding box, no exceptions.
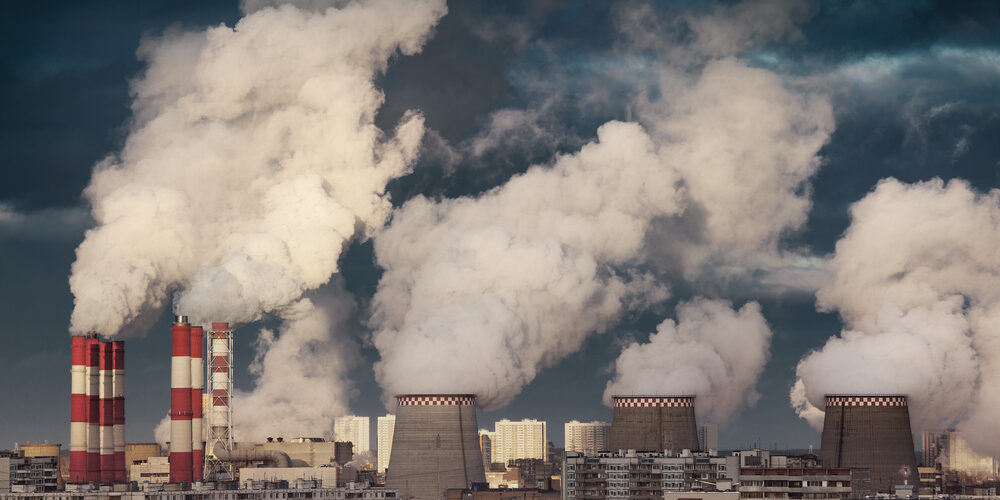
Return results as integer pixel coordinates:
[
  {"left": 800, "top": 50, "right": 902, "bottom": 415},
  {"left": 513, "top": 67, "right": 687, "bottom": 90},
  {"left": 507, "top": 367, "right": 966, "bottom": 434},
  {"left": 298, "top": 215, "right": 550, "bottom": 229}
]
[
  {"left": 170, "top": 316, "right": 193, "bottom": 483},
  {"left": 112, "top": 340, "right": 125, "bottom": 482},
  {"left": 99, "top": 341, "right": 114, "bottom": 482},
  {"left": 69, "top": 336, "right": 87, "bottom": 483},
  {"left": 190, "top": 325, "right": 204, "bottom": 481},
  {"left": 821, "top": 395, "right": 918, "bottom": 494},
  {"left": 609, "top": 396, "right": 700, "bottom": 453},
  {"left": 386, "top": 395, "right": 486, "bottom": 500},
  {"left": 86, "top": 336, "right": 100, "bottom": 482}
]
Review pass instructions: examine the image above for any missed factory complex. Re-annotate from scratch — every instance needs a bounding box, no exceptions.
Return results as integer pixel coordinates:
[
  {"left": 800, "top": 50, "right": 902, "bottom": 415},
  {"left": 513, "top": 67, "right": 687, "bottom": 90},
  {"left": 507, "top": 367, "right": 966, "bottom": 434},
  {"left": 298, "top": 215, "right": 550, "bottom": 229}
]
[{"left": 1, "top": 318, "right": 995, "bottom": 500}]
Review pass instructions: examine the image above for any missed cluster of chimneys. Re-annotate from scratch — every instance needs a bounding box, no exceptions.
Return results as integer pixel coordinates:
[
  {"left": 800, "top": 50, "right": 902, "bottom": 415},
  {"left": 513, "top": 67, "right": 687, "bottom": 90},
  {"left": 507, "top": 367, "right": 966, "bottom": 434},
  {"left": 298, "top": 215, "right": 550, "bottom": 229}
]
[{"left": 69, "top": 335, "right": 125, "bottom": 483}]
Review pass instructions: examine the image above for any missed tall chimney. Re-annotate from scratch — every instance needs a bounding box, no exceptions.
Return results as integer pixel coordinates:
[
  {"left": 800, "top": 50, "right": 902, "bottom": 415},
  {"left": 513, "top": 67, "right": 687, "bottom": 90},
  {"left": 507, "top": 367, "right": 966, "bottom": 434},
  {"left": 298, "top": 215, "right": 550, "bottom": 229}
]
[
  {"left": 609, "top": 396, "right": 700, "bottom": 453},
  {"left": 69, "top": 336, "right": 88, "bottom": 483},
  {"left": 190, "top": 325, "right": 204, "bottom": 482},
  {"left": 86, "top": 336, "right": 101, "bottom": 482},
  {"left": 99, "top": 341, "right": 114, "bottom": 482},
  {"left": 111, "top": 340, "right": 126, "bottom": 482},
  {"left": 170, "top": 316, "right": 193, "bottom": 483},
  {"left": 385, "top": 394, "right": 486, "bottom": 500},
  {"left": 821, "top": 395, "right": 918, "bottom": 495}
]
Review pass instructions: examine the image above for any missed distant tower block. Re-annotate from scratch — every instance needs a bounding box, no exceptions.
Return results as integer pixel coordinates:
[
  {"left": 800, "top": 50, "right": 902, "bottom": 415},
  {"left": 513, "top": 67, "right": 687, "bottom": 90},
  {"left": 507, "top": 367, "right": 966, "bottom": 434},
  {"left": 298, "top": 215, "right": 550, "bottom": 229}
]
[
  {"left": 609, "top": 396, "right": 700, "bottom": 453},
  {"left": 821, "top": 395, "right": 919, "bottom": 494},
  {"left": 386, "top": 395, "right": 486, "bottom": 500}
]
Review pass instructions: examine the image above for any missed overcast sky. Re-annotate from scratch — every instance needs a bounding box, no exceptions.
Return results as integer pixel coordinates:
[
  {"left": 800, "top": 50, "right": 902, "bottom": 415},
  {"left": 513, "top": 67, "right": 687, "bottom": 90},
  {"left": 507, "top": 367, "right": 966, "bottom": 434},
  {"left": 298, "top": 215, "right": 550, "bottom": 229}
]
[{"left": 2, "top": 0, "right": 999, "bottom": 451}]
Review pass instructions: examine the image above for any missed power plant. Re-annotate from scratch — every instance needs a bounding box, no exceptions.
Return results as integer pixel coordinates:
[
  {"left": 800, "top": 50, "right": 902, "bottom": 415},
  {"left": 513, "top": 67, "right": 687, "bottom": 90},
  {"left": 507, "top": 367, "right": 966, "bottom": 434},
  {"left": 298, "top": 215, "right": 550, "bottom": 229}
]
[
  {"left": 608, "top": 396, "right": 700, "bottom": 453},
  {"left": 205, "top": 322, "right": 235, "bottom": 481},
  {"left": 385, "top": 395, "right": 486, "bottom": 500},
  {"left": 820, "top": 394, "right": 919, "bottom": 494}
]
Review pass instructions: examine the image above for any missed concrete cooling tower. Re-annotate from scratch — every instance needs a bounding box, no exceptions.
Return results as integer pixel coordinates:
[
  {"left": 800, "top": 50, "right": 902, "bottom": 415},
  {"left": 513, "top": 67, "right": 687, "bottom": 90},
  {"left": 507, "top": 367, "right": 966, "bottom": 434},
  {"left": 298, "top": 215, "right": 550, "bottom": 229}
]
[
  {"left": 821, "top": 395, "right": 919, "bottom": 494},
  {"left": 609, "top": 396, "right": 699, "bottom": 453},
  {"left": 385, "top": 395, "right": 486, "bottom": 500}
]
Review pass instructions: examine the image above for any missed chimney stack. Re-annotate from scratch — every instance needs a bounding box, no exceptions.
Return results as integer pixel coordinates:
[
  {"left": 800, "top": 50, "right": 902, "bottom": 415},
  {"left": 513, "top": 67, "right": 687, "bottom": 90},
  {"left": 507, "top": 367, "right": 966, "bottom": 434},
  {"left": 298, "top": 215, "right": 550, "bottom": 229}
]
[
  {"left": 99, "top": 341, "right": 114, "bottom": 482},
  {"left": 190, "top": 325, "right": 204, "bottom": 481},
  {"left": 170, "top": 316, "right": 193, "bottom": 483},
  {"left": 86, "top": 336, "right": 100, "bottom": 481},
  {"left": 111, "top": 340, "right": 126, "bottom": 482},
  {"left": 69, "top": 336, "right": 88, "bottom": 482}
]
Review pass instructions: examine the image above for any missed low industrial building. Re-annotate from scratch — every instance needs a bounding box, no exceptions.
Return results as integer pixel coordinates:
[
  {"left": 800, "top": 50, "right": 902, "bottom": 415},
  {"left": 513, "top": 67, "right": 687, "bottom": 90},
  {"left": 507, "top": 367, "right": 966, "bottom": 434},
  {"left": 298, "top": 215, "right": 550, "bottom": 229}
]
[
  {"left": 129, "top": 456, "right": 170, "bottom": 484},
  {"left": 240, "top": 466, "right": 338, "bottom": 488},
  {"left": 446, "top": 487, "right": 560, "bottom": 500}
]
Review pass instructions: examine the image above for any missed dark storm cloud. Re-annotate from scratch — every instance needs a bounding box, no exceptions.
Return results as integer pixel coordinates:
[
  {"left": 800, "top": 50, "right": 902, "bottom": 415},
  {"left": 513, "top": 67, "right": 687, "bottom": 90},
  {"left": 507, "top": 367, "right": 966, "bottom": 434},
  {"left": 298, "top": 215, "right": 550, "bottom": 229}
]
[{"left": 0, "top": 1, "right": 239, "bottom": 209}]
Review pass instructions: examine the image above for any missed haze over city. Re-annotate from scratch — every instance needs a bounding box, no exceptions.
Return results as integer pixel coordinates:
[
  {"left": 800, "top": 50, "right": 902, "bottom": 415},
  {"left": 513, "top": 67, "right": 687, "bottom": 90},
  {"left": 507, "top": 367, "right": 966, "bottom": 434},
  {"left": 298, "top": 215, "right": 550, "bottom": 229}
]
[{"left": 2, "top": 0, "right": 999, "bottom": 477}]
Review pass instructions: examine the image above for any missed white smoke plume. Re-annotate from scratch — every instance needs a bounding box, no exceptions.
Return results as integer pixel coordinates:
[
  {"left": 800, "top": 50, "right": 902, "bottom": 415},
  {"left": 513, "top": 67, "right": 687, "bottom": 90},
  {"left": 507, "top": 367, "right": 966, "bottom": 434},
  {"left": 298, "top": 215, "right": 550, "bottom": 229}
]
[
  {"left": 792, "top": 177, "right": 1000, "bottom": 454},
  {"left": 604, "top": 298, "right": 773, "bottom": 422},
  {"left": 69, "top": 0, "right": 447, "bottom": 337},
  {"left": 372, "top": 121, "right": 681, "bottom": 409},
  {"left": 372, "top": 2, "right": 833, "bottom": 411},
  {"left": 154, "top": 280, "right": 360, "bottom": 444}
]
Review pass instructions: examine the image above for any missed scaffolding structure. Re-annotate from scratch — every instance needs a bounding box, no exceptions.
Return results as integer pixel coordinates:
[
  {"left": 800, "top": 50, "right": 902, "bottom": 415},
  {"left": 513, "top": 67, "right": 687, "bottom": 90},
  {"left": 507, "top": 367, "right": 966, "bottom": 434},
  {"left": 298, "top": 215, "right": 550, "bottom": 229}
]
[{"left": 204, "top": 323, "right": 234, "bottom": 481}]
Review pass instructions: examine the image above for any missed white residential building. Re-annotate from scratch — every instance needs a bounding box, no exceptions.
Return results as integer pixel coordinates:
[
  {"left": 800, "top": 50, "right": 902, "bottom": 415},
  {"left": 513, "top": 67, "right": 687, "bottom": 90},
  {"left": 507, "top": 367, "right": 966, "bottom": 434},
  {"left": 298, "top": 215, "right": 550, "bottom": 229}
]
[
  {"left": 376, "top": 414, "right": 395, "bottom": 474},
  {"left": 562, "top": 450, "right": 738, "bottom": 500},
  {"left": 334, "top": 415, "right": 370, "bottom": 454},
  {"left": 493, "top": 418, "right": 547, "bottom": 465},
  {"left": 699, "top": 423, "right": 719, "bottom": 454},
  {"left": 565, "top": 420, "right": 610, "bottom": 455}
]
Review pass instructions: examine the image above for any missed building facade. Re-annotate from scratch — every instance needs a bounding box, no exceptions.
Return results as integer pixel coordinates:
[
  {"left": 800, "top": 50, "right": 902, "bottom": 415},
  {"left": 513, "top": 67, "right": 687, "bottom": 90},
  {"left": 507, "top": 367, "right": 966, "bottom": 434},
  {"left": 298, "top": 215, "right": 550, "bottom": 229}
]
[
  {"left": 562, "top": 450, "right": 736, "bottom": 500},
  {"left": 494, "top": 420, "right": 547, "bottom": 465},
  {"left": 334, "top": 416, "right": 370, "bottom": 455},
  {"left": 565, "top": 421, "right": 610, "bottom": 456},
  {"left": 2, "top": 451, "right": 59, "bottom": 493},
  {"left": 479, "top": 430, "right": 496, "bottom": 470},
  {"left": 738, "top": 468, "right": 852, "bottom": 499},
  {"left": 376, "top": 415, "right": 395, "bottom": 474}
]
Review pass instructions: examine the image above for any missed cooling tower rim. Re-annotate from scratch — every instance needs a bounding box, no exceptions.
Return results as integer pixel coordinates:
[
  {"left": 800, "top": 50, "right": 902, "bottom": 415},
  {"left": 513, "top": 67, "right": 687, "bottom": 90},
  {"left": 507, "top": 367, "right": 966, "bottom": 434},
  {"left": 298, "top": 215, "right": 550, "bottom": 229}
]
[
  {"left": 824, "top": 393, "right": 909, "bottom": 398},
  {"left": 394, "top": 393, "right": 478, "bottom": 398},
  {"left": 611, "top": 394, "right": 696, "bottom": 399}
]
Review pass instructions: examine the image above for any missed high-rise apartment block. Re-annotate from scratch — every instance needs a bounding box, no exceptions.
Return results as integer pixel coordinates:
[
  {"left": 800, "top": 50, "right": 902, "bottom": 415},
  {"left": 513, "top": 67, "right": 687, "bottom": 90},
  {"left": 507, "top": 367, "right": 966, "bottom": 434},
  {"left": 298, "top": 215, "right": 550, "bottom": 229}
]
[
  {"left": 376, "top": 414, "right": 395, "bottom": 474},
  {"left": 334, "top": 415, "right": 370, "bottom": 454},
  {"left": 699, "top": 423, "right": 719, "bottom": 453},
  {"left": 492, "top": 419, "right": 547, "bottom": 465},
  {"left": 564, "top": 420, "right": 610, "bottom": 455},
  {"left": 478, "top": 429, "right": 495, "bottom": 469}
]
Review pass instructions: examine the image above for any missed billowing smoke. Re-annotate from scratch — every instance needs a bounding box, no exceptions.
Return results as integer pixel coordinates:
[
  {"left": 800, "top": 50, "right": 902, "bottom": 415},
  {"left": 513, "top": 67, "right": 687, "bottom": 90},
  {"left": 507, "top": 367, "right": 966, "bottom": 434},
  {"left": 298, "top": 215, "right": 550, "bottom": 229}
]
[
  {"left": 604, "top": 299, "right": 773, "bottom": 422},
  {"left": 372, "top": 121, "right": 679, "bottom": 409},
  {"left": 371, "top": 0, "right": 832, "bottom": 411},
  {"left": 69, "top": 0, "right": 447, "bottom": 337},
  {"left": 72, "top": 0, "right": 446, "bottom": 442},
  {"left": 792, "top": 177, "right": 1000, "bottom": 453}
]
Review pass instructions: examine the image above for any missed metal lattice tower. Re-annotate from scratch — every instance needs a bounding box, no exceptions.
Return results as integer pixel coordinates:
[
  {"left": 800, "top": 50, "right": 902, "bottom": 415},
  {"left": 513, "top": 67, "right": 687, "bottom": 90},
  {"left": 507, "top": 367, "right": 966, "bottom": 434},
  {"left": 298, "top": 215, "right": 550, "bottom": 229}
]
[{"left": 204, "top": 322, "right": 234, "bottom": 481}]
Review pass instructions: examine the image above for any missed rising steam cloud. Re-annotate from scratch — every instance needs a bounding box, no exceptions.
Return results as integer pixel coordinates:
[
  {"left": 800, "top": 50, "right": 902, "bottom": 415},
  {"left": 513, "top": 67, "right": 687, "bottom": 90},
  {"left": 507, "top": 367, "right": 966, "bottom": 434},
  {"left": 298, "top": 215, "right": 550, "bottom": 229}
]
[
  {"left": 372, "top": 0, "right": 832, "bottom": 412},
  {"left": 72, "top": 0, "right": 447, "bottom": 441},
  {"left": 792, "top": 178, "right": 1000, "bottom": 454},
  {"left": 604, "top": 299, "right": 773, "bottom": 422},
  {"left": 69, "top": 0, "right": 447, "bottom": 337}
]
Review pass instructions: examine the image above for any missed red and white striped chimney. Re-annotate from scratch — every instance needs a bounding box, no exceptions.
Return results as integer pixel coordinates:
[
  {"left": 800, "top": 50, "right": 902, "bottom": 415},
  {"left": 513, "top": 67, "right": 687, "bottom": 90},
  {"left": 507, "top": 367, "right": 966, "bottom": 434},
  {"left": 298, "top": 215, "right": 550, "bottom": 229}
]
[
  {"left": 190, "top": 325, "right": 204, "bottom": 482},
  {"left": 70, "top": 336, "right": 88, "bottom": 483},
  {"left": 170, "top": 316, "right": 193, "bottom": 483},
  {"left": 86, "top": 336, "right": 101, "bottom": 482},
  {"left": 99, "top": 341, "right": 114, "bottom": 482},
  {"left": 112, "top": 340, "right": 125, "bottom": 482}
]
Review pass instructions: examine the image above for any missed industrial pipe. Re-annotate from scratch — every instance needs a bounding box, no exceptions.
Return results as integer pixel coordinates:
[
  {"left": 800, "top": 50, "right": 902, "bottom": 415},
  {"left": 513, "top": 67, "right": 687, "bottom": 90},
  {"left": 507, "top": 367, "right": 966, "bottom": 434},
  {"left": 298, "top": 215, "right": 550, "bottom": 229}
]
[{"left": 211, "top": 442, "right": 291, "bottom": 468}]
